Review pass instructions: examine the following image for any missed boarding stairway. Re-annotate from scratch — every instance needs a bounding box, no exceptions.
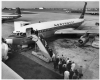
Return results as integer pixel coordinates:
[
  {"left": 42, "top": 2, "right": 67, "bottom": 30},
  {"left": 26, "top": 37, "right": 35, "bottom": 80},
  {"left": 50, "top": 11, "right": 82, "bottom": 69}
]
[
  {"left": 31, "top": 35, "right": 52, "bottom": 62},
  {"left": 26, "top": 28, "right": 52, "bottom": 62}
]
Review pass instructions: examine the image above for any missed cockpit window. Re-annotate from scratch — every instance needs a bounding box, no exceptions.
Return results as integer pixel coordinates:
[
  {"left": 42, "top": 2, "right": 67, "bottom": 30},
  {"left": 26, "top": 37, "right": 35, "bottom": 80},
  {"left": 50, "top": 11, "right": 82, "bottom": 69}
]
[{"left": 23, "top": 23, "right": 30, "bottom": 26}]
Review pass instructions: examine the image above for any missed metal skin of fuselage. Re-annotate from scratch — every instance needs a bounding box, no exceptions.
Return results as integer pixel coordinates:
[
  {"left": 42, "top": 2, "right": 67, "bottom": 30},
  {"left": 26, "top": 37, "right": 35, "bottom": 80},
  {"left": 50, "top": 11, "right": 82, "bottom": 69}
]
[
  {"left": 13, "top": 18, "right": 84, "bottom": 38},
  {"left": 37, "top": 19, "right": 84, "bottom": 38}
]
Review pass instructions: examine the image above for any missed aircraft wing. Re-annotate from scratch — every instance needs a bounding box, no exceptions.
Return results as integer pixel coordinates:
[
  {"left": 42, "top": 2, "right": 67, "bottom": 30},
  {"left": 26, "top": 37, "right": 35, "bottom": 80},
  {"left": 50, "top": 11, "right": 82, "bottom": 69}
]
[{"left": 55, "top": 29, "right": 99, "bottom": 34}]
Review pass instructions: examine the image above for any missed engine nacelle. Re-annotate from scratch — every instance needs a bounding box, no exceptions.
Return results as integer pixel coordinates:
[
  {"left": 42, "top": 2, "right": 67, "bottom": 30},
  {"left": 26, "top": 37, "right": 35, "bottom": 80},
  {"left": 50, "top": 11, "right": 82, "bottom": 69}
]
[{"left": 78, "top": 35, "right": 89, "bottom": 46}]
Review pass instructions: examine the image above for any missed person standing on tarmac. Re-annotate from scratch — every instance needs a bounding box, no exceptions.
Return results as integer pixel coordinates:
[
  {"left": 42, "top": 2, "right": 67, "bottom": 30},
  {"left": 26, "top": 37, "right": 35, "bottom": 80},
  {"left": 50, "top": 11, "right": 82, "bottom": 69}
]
[
  {"left": 72, "top": 72, "right": 77, "bottom": 79},
  {"left": 67, "top": 61, "right": 72, "bottom": 72},
  {"left": 64, "top": 70, "right": 70, "bottom": 79},
  {"left": 58, "top": 58, "right": 63, "bottom": 74},
  {"left": 52, "top": 53, "right": 55, "bottom": 61},
  {"left": 61, "top": 55, "right": 64, "bottom": 60},
  {"left": 78, "top": 66, "right": 83, "bottom": 79},
  {"left": 74, "top": 69, "right": 79, "bottom": 79},
  {"left": 71, "top": 62, "right": 76, "bottom": 71},
  {"left": 69, "top": 69, "right": 74, "bottom": 79},
  {"left": 66, "top": 58, "right": 70, "bottom": 64},
  {"left": 62, "top": 64, "right": 67, "bottom": 75},
  {"left": 52, "top": 54, "right": 57, "bottom": 71},
  {"left": 56, "top": 55, "right": 60, "bottom": 69}
]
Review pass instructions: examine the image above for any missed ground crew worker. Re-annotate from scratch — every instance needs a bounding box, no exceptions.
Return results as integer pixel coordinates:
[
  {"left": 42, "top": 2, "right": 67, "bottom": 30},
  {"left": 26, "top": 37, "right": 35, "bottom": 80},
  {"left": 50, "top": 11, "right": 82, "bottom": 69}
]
[
  {"left": 67, "top": 61, "right": 72, "bottom": 71},
  {"left": 69, "top": 69, "right": 74, "bottom": 79},
  {"left": 71, "top": 62, "right": 76, "bottom": 71},
  {"left": 64, "top": 70, "right": 70, "bottom": 79},
  {"left": 78, "top": 66, "right": 83, "bottom": 79}
]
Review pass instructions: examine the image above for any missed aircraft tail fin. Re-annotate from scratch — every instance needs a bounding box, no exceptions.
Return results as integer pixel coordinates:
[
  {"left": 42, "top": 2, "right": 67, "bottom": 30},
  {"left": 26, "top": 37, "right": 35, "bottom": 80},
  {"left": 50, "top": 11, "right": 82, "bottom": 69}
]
[
  {"left": 79, "top": 2, "right": 87, "bottom": 19},
  {"left": 15, "top": 7, "right": 21, "bottom": 15}
]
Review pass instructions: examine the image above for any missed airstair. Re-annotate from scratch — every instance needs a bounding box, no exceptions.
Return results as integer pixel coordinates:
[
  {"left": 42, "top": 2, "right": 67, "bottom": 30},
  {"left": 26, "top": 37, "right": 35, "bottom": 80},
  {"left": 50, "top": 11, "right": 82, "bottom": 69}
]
[{"left": 26, "top": 28, "right": 52, "bottom": 62}]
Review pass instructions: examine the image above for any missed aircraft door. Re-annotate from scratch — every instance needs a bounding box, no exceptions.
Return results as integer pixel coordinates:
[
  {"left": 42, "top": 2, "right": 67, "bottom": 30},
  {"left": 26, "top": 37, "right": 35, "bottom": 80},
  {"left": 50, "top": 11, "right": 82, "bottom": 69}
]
[{"left": 26, "top": 28, "right": 35, "bottom": 37}]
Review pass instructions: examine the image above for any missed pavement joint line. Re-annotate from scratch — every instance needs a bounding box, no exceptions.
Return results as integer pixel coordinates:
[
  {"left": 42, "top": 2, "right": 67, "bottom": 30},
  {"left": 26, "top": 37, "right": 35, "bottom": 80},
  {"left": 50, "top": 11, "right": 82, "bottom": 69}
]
[
  {"left": 20, "top": 50, "right": 63, "bottom": 77},
  {"left": 83, "top": 52, "right": 98, "bottom": 75}
]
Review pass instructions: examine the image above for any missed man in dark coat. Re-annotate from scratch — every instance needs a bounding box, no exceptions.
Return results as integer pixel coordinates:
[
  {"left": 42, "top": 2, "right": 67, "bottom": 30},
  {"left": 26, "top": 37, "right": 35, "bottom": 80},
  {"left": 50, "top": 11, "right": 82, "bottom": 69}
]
[
  {"left": 67, "top": 61, "right": 72, "bottom": 71},
  {"left": 52, "top": 54, "right": 57, "bottom": 71},
  {"left": 49, "top": 49, "right": 53, "bottom": 57},
  {"left": 58, "top": 58, "right": 63, "bottom": 74},
  {"left": 56, "top": 55, "right": 60, "bottom": 69},
  {"left": 62, "top": 64, "right": 67, "bottom": 75},
  {"left": 69, "top": 69, "right": 74, "bottom": 79}
]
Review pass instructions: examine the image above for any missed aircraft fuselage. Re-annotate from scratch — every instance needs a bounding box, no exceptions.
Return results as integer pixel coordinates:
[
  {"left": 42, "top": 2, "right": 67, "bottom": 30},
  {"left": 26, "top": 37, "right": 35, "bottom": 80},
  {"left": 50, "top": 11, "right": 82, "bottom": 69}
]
[{"left": 13, "top": 18, "right": 84, "bottom": 38}]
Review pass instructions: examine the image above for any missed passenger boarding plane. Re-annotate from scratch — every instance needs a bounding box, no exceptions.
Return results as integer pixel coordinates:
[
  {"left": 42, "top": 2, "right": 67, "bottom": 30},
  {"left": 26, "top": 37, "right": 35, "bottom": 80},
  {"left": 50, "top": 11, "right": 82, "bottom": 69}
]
[
  {"left": 2, "top": 2, "right": 98, "bottom": 79},
  {"left": 2, "top": 7, "right": 22, "bottom": 22}
]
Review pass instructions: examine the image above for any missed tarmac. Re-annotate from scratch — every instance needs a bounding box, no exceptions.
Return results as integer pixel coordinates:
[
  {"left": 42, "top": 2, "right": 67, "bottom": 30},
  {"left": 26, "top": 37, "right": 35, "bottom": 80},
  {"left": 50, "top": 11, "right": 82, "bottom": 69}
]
[{"left": 2, "top": 10, "right": 99, "bottom": 79}]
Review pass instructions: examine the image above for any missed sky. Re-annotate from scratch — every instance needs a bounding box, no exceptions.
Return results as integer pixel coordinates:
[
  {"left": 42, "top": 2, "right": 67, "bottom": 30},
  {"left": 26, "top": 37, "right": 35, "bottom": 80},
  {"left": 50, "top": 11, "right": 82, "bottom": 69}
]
[{"left": 2, "top": 1, "right": 99, "bottom": 9}]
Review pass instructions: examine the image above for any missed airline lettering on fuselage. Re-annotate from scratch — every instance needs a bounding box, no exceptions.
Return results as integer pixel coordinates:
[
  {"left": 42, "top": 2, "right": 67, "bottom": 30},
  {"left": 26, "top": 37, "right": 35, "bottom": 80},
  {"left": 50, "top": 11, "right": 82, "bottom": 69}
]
[{"left": 54, "top": 21, "right": 74, "bottom": 27}]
